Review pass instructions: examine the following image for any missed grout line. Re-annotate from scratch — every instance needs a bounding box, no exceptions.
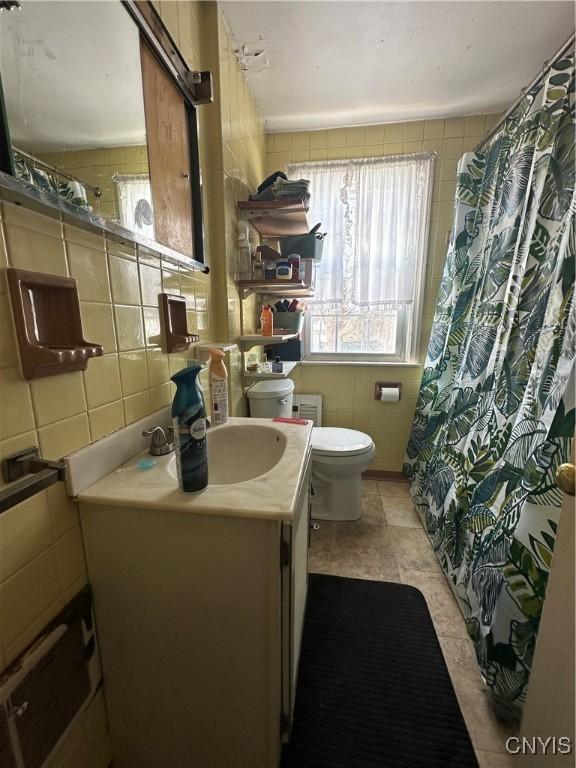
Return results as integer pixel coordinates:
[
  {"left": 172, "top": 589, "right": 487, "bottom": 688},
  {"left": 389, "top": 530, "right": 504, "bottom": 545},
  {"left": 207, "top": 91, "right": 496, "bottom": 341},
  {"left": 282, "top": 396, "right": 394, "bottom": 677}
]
[
  {"left": 0, "top": 540, "right": 55, "bottom": 588},
  {"left": 3, "top": 595, "right": 64, "bottom": 661}
]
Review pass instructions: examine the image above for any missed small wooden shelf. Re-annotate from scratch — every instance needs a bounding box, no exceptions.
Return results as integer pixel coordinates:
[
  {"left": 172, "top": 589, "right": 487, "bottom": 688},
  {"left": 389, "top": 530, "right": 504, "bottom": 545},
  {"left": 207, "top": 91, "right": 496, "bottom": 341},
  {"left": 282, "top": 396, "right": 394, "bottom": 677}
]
[
  {"left": 237, "top": 279, "right": 313, "bottom": 299},
  {"left": 237, "top": 199, "right": 309, "bottom": 237},
  {"left": 244, "top": 361, "right": 299, "bottom": 381},
  {"left": 239, "top": 332, "right": 298, "bottom": 348}
]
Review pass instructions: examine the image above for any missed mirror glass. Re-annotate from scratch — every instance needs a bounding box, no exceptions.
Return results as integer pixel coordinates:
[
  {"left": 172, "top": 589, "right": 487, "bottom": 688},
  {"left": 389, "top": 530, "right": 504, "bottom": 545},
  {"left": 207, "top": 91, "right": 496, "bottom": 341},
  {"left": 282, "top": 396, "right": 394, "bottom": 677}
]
[{"left": 0, "top": 1, "right": 155, "bottom": 240}]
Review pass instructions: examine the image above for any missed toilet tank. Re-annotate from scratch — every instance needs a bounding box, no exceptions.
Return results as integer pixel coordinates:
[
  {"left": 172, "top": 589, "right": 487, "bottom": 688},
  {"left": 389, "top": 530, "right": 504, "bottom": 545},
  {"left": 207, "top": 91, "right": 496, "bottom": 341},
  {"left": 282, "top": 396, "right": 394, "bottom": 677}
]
[{"left": 247, "top": 379, "right": 295, "bottom": 418}]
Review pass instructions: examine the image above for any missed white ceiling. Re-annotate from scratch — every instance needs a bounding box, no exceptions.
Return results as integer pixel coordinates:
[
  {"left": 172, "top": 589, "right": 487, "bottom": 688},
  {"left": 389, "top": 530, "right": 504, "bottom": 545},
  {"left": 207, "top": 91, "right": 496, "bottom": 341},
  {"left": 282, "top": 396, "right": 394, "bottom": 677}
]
[
  {"left": 221, "top": 0, "right": 575, "bottom": 132},
  {"left": 0, "top": 1, "right": 146, "bottom": 152}
]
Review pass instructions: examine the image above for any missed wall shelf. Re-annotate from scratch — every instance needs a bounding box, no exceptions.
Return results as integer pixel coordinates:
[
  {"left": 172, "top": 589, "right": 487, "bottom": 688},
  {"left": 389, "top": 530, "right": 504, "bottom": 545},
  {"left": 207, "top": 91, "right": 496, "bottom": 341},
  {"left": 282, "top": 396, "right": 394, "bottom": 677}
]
[
  {"left": 0, "top": 171, "right": 208, "bottom": 274},
  {"left": 237, "top": 199, "right": 309, "bottom": 237},
  {"left": 237, "top": 279, "right": 313, "bottom": 299},
  {"left": 244, "top": 361, "right": 299, "bottom": 381},
  {"left": 194, "top": 342, "right": 238, "bottom": 352},
  {"left": 237, "top": 196, "right": 314, "bottom": 387},
  {"left": 192, "top": 341, "right": 238, "bottom": 364},
  {"left": 239, "top": 332, "right": 298, "bottom": 349}
]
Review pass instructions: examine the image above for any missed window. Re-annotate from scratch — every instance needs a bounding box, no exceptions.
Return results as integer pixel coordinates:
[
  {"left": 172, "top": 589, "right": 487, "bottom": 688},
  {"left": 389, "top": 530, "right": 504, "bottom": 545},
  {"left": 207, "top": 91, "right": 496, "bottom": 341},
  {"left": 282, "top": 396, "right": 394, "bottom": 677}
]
[
  {"left": 114, "top": 174, "right": 155, "bottom": 239},
  {"left": 289, "top": 153, "right": 433, "bottom": 362}
]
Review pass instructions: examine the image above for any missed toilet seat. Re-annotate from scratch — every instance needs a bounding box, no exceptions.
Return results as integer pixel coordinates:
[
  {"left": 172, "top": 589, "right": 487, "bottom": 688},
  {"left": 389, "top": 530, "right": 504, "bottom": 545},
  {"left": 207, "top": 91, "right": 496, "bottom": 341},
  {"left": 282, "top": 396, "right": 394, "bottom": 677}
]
[{"left": 311, "top": 427, "right": 374, "bottom": 458}]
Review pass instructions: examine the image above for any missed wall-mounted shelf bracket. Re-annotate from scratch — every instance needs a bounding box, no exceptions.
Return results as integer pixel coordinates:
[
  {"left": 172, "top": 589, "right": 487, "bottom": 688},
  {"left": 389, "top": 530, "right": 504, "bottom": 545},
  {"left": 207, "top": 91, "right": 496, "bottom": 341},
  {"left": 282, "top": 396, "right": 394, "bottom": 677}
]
[
  {"left": 238, "top": 280, "right": 313, "bottom": 299},
  {"left": 237, "top": 200, "right": 309, "bottom": 237},
  {"left": 184, "top": 70, "right": 214, "bottom": 104},
  {"left": 239, "top": 332, "right": 298, "bottom": 349}
]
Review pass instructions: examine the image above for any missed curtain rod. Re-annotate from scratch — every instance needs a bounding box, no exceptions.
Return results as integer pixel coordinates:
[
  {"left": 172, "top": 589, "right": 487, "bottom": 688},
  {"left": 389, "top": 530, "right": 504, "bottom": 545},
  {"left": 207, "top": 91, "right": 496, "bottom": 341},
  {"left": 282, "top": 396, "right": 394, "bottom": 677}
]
[
  {"left": 474, "top": 33, "right": 575, "bottom": 153},
  {"left": 288, "top": 150, "right": 437, "bottom": 169},
  {"left": 112, "top": 173, "right": 150, "bottom": 182},
  {"left": 14, "top": 146, "right": 102, "bottom": 198}
]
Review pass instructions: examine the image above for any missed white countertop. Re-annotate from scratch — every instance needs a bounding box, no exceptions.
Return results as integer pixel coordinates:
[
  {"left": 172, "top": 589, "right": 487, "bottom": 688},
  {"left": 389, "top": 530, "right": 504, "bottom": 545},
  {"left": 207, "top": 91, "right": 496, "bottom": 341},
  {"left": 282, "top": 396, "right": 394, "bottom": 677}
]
[{"left": 78, "top": 417, "right": 313, "bottom": 521}]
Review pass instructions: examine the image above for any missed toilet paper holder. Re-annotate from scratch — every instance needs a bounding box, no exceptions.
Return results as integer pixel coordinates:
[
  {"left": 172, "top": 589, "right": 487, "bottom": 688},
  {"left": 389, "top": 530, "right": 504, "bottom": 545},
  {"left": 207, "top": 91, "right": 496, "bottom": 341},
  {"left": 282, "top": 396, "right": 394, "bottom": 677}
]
[{"left": 374, "top": 382, "right": 402, "bottom": 401}]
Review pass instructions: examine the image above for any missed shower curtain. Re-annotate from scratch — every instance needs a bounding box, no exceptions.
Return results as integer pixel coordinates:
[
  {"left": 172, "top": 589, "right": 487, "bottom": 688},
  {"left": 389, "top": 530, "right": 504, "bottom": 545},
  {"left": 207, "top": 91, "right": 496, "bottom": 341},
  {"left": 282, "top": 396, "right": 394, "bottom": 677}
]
[{"left": 404, "top": 50, "right": 575, "bottom": 718}]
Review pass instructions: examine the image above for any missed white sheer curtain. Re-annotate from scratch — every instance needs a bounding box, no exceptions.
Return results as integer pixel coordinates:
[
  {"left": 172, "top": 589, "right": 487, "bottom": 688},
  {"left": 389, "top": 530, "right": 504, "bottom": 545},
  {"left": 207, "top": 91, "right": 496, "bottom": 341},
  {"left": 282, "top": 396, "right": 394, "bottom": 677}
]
[
  {"left": 115, "top": 174, "right": 155, "bottom": 239},
  {"left": 294, "top": 162, "right": 346, "bottom": 306},
  {"left": 289, "top": 154, "right": 433, "bottom": 311}
]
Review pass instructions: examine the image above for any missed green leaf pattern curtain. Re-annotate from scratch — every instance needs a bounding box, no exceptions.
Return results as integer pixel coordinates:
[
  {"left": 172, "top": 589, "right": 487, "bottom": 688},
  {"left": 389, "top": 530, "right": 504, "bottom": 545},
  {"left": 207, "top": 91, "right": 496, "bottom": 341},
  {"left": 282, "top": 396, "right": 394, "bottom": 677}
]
[{"left": 404, "top": 52, "right": 575, "bottom": 717}]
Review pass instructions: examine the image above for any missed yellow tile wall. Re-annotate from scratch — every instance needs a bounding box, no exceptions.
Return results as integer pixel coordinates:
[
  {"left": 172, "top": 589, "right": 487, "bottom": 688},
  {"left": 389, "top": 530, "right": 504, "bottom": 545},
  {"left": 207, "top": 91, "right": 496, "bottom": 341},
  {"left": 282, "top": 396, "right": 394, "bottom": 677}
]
[
  {"left": 265, "top": 115, "right": 501, "bottom": 471},
  {"left": 162, "top": 2, "right": 265, "bottom": 416},
  {"left": 38, "top": 145, "right": 149, "bottom": 221},
  {"left": 0, "top": 482, "right": 87, "bottom": 666},
  {"left": 217, "top": 10, "right": 266, "bottom": 415},
  {"left": 0, "top": 202, "right": 211, "bottom": 467}
]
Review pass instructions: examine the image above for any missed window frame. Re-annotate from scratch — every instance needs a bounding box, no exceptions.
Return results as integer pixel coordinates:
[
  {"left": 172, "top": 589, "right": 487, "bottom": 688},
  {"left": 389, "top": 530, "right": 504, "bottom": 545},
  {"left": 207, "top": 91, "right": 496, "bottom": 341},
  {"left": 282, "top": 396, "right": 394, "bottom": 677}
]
[
  {"left": 303, "top": 307, "right": 409, "bottom": 363},
  {"left": 295, "top": 152, "right": 434, "bottom": 364}
]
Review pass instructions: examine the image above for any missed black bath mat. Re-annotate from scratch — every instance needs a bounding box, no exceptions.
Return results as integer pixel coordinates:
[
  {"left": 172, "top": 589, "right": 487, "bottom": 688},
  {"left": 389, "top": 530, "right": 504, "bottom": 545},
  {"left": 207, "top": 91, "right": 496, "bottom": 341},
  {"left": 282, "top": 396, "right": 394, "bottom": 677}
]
[{"left": 282, "top": 574, "right": 479, "bottom": 768}]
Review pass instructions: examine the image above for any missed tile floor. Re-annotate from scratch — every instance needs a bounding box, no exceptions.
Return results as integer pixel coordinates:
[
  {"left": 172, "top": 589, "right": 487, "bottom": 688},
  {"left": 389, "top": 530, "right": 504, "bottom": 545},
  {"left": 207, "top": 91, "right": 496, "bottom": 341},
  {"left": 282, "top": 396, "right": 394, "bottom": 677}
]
[{"left": 308, "top": 478, "right": 520, "bottom": 768}]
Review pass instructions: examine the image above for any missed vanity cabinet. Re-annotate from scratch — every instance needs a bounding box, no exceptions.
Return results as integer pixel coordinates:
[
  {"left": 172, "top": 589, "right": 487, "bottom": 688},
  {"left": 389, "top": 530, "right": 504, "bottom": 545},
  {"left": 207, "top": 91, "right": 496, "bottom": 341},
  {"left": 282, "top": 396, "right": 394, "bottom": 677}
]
[{"left": 79, "top": 450, "right": 311, "bottom": 768}]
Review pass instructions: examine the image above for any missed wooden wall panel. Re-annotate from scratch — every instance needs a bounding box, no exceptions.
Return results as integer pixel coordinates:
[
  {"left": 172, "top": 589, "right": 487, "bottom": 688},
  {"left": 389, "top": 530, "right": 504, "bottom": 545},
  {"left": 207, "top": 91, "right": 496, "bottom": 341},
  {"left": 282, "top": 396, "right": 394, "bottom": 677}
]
[{"left": 140, "top": 39, "right": 194, "bottom": 258}]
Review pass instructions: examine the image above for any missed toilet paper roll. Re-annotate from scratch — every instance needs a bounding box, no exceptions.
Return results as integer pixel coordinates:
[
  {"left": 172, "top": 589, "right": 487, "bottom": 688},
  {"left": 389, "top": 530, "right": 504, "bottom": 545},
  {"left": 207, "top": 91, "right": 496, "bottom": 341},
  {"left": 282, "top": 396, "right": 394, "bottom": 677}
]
[{"left": 379, "top": 386, "right": 400, "bottom": 402}]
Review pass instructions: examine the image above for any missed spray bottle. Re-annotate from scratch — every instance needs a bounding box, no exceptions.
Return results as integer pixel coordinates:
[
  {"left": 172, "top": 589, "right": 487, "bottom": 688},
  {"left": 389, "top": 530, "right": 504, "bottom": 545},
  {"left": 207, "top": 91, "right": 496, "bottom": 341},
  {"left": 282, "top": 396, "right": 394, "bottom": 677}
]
[
  {"left": 170, "top": 362, "right": 208, "bottom": 492},
  {"left": 208, "top": 349, "right": 229, "bottom": 426}
]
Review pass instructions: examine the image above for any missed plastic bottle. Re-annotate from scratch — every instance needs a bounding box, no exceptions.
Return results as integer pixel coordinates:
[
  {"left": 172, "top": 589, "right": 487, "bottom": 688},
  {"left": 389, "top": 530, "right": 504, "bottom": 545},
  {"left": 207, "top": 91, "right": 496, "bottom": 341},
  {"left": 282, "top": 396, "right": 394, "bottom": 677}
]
[
  {"left": 170, "top": 363, "right": 208, "bottom": 492},
  {"left": 208, "top": 349, "right": 229, "bottom": 426},
  {"left": 252, "top": 251, "right": 265, "bottom": 280},
  {"left": 276, "top": 259, "right": 292, "bottom": 279},
  {"left": 261, "top": 305, "right": 274, "bottom": 336}
]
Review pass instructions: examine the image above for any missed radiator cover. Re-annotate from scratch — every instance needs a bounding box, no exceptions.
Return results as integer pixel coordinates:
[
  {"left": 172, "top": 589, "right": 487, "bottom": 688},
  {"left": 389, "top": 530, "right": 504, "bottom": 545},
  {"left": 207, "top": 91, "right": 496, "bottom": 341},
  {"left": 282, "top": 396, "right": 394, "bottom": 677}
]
[{"left": 292, "top": 393, "right": 323, "bottom": 426}]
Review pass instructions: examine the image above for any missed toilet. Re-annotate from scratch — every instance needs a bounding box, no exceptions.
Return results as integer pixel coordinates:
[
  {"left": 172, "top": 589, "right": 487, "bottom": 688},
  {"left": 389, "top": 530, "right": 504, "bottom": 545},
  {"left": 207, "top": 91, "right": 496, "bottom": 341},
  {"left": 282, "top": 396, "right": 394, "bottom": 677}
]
[
  {"left": 245, "top": 378, "right": 294, "bottom": 418},
  {"left": 247, "top": 380, "right": 375, "bottom": 521},
  {"left": 309, "top": 426, "right": 375, "bottom": 521}
]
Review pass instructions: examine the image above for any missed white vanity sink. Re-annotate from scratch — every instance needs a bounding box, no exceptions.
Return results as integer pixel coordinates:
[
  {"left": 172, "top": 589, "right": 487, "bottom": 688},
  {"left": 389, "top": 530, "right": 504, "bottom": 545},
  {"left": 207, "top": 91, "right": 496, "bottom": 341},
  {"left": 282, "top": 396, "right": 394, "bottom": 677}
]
[
  {"left": 167, "top": 422, "right": 287, "bottom": 485},
  {"left": 78, "top": 416, "right": 311, "bottom": 520}
]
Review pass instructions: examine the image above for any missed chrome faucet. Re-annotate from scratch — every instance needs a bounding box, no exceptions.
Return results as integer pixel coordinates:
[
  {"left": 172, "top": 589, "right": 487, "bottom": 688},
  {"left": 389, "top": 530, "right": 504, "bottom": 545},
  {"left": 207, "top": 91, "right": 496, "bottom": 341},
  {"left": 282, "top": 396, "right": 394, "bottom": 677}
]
[{"left": 142, "top": 426, "right": 174, "bottom": 456}]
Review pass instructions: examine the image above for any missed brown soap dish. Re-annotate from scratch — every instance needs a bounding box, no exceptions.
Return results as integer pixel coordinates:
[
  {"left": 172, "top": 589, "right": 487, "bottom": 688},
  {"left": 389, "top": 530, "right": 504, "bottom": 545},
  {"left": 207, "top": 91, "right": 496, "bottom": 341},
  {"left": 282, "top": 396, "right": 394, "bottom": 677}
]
[
  {"left": 7, "top": 268, "right": 103, "bottom": 380},
  {"left": 159, "top": 293, "right": 200, "bottom": 353}
]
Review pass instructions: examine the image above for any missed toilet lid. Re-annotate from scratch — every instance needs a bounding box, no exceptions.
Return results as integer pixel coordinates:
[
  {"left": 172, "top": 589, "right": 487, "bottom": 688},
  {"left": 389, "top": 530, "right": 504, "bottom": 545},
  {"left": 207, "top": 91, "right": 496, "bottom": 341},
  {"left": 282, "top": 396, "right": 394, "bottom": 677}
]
[{"left": 311, "top": 427, "right": 374, "bottom": 457}]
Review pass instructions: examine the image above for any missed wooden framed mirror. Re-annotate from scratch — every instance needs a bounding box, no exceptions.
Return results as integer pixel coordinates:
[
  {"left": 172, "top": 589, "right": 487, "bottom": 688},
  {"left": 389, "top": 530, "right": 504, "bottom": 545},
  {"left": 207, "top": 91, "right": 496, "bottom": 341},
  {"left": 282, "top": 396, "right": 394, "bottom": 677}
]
[{"left": 0, "top": 0, "right": 212, "bottom": 271}]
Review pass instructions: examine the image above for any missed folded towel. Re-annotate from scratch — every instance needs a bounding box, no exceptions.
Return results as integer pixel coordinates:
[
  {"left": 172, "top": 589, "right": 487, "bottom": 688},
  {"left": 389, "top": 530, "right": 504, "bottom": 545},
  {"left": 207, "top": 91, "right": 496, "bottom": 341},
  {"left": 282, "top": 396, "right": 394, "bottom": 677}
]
[
  {"left": 249, "top": 177, "right": 311, "bottom": 203},
  {"left": 271, "top": 177, "right": 311, "bottom": 203},
  {"left": 272, "top": 178, "right": 310, "bottom": 194}
]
